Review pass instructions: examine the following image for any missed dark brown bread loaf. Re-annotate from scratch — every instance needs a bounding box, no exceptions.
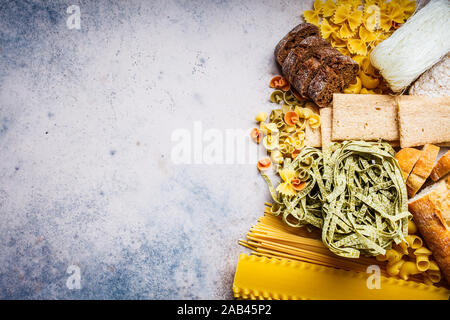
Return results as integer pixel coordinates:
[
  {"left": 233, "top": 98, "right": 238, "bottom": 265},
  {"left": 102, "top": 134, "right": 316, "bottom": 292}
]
[
  {"left": 307, "top": 65, "right": 344, "bottom": 107},
  {"left": 281, "top": 36, "right": 330, "bottom": 83},
  {"left": 292, "top": 57, "right": 322, "bottom": 98},
  {"left": 274, "top": 23, "right": 319, "bottom": 65},
  {"left": 275, "top": 25, "right": 358, "bottom": 107},
  {"left": 324, "top": 53, "right": 359, "bottom": 86},
  {"left": 290, "top": 47, "right": 340, "bottom": 98}
]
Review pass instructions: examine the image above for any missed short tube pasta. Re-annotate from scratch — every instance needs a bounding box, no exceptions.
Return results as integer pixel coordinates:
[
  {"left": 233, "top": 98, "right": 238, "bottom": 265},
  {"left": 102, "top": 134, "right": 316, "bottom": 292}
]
[
  {"left": 405, "top": 235, "right": 423, "bottom": 249},
  {"left": 427, "top": 271, "right": 442, "bottom": 284},
  {"left": 416, "top": 255, "right": 430, "bottom": 272}
]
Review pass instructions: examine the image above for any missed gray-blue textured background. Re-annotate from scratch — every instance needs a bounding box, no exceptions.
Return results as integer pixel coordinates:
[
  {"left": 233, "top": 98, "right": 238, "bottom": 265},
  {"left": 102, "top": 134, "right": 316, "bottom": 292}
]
[{"left": 0, "top": 0, "right": 310, "bottom": 299}]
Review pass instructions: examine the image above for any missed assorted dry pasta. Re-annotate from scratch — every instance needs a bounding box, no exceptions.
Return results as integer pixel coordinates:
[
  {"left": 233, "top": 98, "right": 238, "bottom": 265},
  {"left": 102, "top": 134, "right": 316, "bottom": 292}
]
[
  {"left": 246, "top": 66, "right": 443, "bottom": 287},
  {"left": 252, "top": 77, "right": 322, "bottom": 171},
  {"left": 236, "top": 0, "right": 450, "bottom": 300}
]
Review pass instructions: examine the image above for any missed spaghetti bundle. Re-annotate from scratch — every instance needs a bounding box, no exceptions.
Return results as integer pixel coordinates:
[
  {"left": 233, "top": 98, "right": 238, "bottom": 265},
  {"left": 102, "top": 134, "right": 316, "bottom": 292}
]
[{"left": 240, "top": 211, "right": 389, "bottom": 275}]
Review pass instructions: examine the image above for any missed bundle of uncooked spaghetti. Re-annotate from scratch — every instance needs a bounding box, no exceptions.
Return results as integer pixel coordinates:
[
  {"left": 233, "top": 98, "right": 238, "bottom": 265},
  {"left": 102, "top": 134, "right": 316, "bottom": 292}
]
[
  {"left": 239, "top": 211, "right": 391, "bottom": 275},
  {"left": 370, "top": 0, "right": 450, "bottom": 92}
]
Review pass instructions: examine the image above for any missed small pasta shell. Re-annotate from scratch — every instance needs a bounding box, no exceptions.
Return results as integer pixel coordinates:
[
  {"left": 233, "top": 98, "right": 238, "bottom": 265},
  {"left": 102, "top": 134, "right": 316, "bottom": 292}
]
[
  {"left": 270, "top": 90, "right": 284, "bottom": 104},
  {"left": 284, "top": 111, "right": 299, "bottom": 126},
  {"left": 292, "top": 149, "right": 300, "bottom": 159},
  {"left": 293, "top": 130, "right": 305, "bottom": 141},
  {"left": 291, "top": 179, "right": 307, "bottom": 191},
  {"left": 360, "top": 88, "right": 376, "bottom": 94},
  {"left": 386, "top": 259, "right": 405, "bottom": 277},
  {"left": 279, "top": 143, "right": 289, "bottom": 154},
  {"left": 308, "top": 114, "right": 321, "bottom": 129},
  {"left": 296, "top": 107, "right": 313, "bottom": 119},
  {"left": 255, "top": 112, "right": 268, "bottom": 122},
  {"left": 385, "top": 249, "right": 403, "bottom": 264},
  {"left": 270, "top": 150, "right": 284, "bottom": 164},
  {"left": 283, "top": 135, "right": 294, "bottom": 145},
  {"left": 284, "top": 125, "right": 296, "bottom": 133},
  {"left": 399, "top": 261, "right": 420, "bottom": 281},
  {"left": 269, "top": 76, "right": 289, "bottom": 90},
  {"left": 250, "top": 128, "right": 262, "bottom": 144},
  {"left": 292, "top": 138, "right": 305, "bottom": 150},
  {"left": 269, "top": 109, "right": 283, "bottom": 122},
  {"left": 263, "top": 135, "right": 278, "bottom": 151},
  {"left": 257, "top": 158, "right": 271, "bottom": 171},
  {"left": 343, "top": 76, "right": 362, "bottom": 94},
  {"left": 260, "top": 122, "right": 278, "bottom": 135},
  {"left": 359, "top": 71, "right": 380, "bottom": 89}
]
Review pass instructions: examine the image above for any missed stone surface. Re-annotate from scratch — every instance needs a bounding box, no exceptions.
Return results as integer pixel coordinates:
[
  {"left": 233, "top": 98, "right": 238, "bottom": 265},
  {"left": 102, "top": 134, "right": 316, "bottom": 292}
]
[{"left": 0, "top": 0, "right": 311, "bottom": 299}]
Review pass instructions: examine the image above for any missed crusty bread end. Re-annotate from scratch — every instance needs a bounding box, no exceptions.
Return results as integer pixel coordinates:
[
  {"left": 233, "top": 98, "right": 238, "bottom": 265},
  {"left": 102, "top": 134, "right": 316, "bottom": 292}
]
[
  {"left": 394, "top": 147, "right": 422, "bottom": 181},
  {"left": 406, "top": 144, "right": 440, "bottom": 198},
  {"left": 430, "top": 150, "right": 450, "bottom": 182},
  {"left": 409, "top": 176, "right": 450, "bottom": 285}
]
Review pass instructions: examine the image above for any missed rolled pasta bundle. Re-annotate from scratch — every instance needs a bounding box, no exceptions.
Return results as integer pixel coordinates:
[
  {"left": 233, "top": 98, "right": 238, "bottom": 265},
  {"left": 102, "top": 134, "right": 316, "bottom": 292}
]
[{"left": 370, "top": 0, "right": 450, "bottom": 92}]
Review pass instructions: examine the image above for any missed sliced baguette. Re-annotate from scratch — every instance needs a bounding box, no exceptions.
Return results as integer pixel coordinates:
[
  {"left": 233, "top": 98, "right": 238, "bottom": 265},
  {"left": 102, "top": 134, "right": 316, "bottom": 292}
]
[
  {"left": 409, "top": 176, "right": 450, "bottom": 285},
  {"left": 394, "top": 148, "right": 422, "bottom": 181},
  {"left": 406, "top": 144, "right": 440, "bottom": 198},
  {"left": 397, "top": 96, "right": 450, "bottom": 148},
  {"left": 430, "top": 150, "right": 450, "bottom": 182}
]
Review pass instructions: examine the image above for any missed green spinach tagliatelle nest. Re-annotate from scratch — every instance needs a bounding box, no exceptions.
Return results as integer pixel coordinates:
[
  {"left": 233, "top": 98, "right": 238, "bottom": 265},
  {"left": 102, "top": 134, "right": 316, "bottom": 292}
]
[{"left": 261, "top": 141, "right": 410, "bottom": 258}]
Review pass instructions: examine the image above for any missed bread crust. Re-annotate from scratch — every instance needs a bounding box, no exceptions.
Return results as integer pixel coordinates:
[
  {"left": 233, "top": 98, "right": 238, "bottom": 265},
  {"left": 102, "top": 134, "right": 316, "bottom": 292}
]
[
  {"left": 274, "top": 23, "right": 319, "bottom": 65},
  {"left": 394, "top": 148, "right": 422, "bottom": 180},
  {"left": 307, "top": 66, "right": 343, "bottom": 107},
  {"left": 430, "top": 150, "right": 450, "bottom": 182},
  {"left": 406, "top": 144, "right": 440, "bottom": 197},
  {"left": 409, "top": 193, "right": 450, "bottom": 285}
]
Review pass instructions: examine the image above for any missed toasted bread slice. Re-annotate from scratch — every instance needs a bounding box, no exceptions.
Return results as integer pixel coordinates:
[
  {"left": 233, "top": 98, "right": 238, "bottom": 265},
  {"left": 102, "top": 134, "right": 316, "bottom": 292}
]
[
  {"left": 304, "top": 103, "right": 322, "bottom": 148},
  {"left": 395, "top": 148, "right": 422, "bottom": 181},
  {"left": 406, "top": 144, "right": 440, "bottom": 197},
  {"left": 397, "top": 96, "right": 450, "bottom": 148},
  {"left": 332, "top": 94, "right": 398, "bottom": 141},
  {"left": 409, "top": 176, "right": 450, "bottom": 285},
  {"left": 319, "top": 107, "right": 332, "bottom": 149},
  {"left": 430, "top": 150, "right": 450, "bottom": 182}
]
